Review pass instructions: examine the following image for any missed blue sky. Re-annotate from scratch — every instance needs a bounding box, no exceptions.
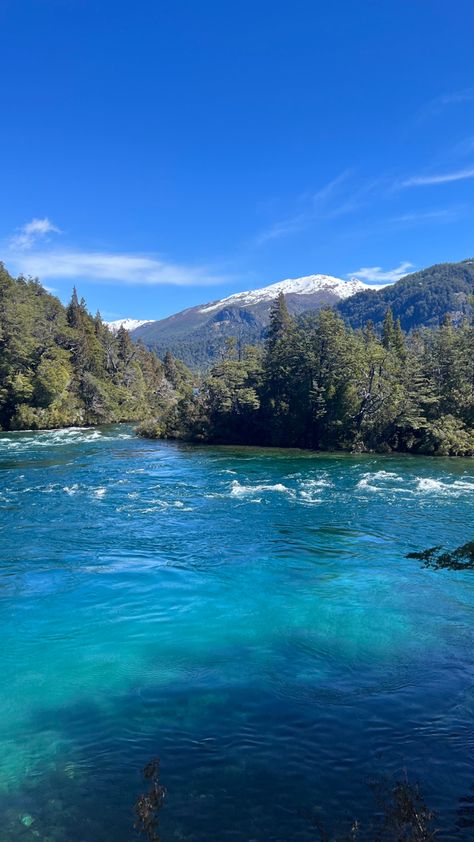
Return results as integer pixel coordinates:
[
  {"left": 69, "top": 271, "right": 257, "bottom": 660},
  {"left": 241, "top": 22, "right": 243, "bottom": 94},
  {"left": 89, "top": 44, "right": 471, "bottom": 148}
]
[{"left": 1, "top": 0, "right": 474, "bottom": 320}]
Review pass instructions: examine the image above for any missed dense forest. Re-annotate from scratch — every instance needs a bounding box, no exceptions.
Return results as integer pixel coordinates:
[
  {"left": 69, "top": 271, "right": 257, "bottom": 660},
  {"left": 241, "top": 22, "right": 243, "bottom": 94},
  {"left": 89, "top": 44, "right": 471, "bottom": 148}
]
[
  {"left": 2, "top": 261, "right": 473, "bottom": 454},
  {"left": 337, "top": 259, "right": 474, "bottom": 331},
  {"left": 0, "top": 264, "right": 190, "bottom": 431},
  {"left": 130, "top": 260, "right": 474, "bottom": 369},
  {"left": 139, "top": 293, "right": 474, "bottom": 456}
]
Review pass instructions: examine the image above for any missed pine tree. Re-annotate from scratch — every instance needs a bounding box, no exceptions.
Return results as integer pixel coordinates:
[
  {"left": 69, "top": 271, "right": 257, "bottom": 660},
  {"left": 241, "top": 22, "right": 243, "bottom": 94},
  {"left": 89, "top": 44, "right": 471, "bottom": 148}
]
[
  {"left": 267, "top": 293, "right": 291, "bottom": 350},
  {"left": 363, "top": 320, "right": 376, "bottom": 344},
  {"left": 393, "top": 317, "right": 406, "bottom": 358},
  {"left": 382, "top": 308, "right": 395, "bottom": 350},
  {"left": 66, "top": 287, "right": 81, "bottom": 328},
  {"left": 262, "top": 293, "right": 294, "bottom": 443},
  {"left": 116, "top": 326, "right": 134, "bottom": 366}
]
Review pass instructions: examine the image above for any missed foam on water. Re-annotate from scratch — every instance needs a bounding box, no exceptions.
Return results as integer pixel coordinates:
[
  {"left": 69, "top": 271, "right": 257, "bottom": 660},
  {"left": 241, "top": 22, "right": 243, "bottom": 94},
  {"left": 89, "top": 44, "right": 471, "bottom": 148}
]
[
  {"left": 357, "top": 470, "right": 406, "bottom": 492},
  {"left": 298, "top": 477, "right": 331, "bottom": 504},
  {"left": 0, "top": 425, "right": 132, "bottom": 454},
  {"left": 416, "top": 477, "right": 474, "bottom": 495},
  {"left": 63, "top": 484, "right": 79, "bottom": 495},
  {"left": 0, "top": 426, "right": 473, "bottom": 840},
  {"left": 229, "top": 480, "right": 292, "bottom": 497}
]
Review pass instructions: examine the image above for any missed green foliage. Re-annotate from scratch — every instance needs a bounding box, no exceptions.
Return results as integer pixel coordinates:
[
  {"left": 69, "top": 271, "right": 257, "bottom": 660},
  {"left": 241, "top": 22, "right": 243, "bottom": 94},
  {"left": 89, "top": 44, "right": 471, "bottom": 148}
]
[
  {"left": 134, "top": 303, "right": 265, "bottom": 371},
  {"left": 338, "top": 260, "right": 474, "bottom": 331},
  {"left": 140, "top": 295, "right": 474, "bottom": 455},
  {"left": 0, "top": 263, "right": 189, "bottom": 431},
  {"left": 131, "top": 259, "right": 474, "bottom": 370}
]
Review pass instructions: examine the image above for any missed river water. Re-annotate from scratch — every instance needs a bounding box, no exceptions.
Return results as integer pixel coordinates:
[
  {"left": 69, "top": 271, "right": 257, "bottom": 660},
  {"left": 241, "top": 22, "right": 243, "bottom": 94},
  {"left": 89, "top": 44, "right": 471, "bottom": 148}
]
[{"left": 0, "top": 425, "right": 473, "bottom": 840}]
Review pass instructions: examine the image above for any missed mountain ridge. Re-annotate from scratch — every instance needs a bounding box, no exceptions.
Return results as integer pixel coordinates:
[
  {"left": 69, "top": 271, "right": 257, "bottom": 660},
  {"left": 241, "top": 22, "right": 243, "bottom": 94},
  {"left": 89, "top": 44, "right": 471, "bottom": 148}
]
[
  {"left": 337, "top": 259, "right": 474, "bottom": 331},
  {"left": 122, "top": 273, "right": 375, "bottom": 368},
  {"left": 112, "top": 259, "right": 474, "bottom": 369},
  {"left": 197, "top": 273, "right": 373, "bottom": 312}
]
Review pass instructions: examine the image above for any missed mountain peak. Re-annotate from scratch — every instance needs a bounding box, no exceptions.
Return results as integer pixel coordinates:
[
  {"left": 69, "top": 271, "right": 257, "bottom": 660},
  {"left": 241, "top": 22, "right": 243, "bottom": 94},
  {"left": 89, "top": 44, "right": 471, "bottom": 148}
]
[
  {"left": 125, "top": 270, "right": 377, "bottom": 368},
  {"left": 199, "top": 273, "right": 371, "bottom": 314},
  {"left": 106, "top": 318, "right": 152, "bottom": 333}
]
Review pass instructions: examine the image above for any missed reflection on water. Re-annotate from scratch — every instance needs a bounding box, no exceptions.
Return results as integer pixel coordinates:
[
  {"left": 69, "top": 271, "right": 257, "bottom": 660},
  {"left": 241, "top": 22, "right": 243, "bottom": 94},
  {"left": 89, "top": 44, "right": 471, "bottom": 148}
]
[{"left": 0, "top": 425, "right": 473, "bottom": 840}]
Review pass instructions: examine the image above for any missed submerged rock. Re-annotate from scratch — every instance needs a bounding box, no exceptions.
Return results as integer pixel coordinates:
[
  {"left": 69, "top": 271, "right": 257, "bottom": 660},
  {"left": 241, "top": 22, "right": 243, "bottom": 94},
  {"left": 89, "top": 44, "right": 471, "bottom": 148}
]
[{"left": 407, "top": 540, "right": 474, "bottom": 570}]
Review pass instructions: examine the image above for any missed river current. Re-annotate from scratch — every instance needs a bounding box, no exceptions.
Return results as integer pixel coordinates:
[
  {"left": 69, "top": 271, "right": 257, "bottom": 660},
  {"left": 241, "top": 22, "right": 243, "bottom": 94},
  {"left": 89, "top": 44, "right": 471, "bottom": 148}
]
[{"left": 0, "top": 425, "right": 473, "bottom": 840}]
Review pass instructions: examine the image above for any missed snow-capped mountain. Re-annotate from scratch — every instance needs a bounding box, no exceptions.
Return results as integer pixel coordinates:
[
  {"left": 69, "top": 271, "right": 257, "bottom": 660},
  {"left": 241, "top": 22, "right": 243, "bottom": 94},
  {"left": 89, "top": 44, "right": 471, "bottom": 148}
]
[
  {"left": 127, "top": 272, "right": 372, "bottom": 368},
  {"left": 106, "top": 318, "right": 152, "bottom": 333},
  {"left": 200, "top": 274, "right": 371, "bottom": 313}
]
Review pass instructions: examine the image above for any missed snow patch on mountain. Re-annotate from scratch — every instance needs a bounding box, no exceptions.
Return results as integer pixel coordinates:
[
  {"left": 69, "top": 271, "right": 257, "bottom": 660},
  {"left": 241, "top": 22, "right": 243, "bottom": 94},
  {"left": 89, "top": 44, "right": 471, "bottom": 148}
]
[
  {"left": 199, "top": 274, "right": 372, "bottom": 314},
  {"left": 106, "top": 273, "right": 378, "bottom": 333},
  {"left": 106, "top": 318, "right": 152, "bottom": 333}
]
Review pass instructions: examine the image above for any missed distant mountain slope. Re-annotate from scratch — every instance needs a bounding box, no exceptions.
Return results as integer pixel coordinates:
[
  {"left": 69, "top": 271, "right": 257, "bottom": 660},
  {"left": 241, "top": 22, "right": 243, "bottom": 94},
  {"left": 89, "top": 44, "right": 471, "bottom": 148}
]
[
  {"left": 131, "top": 274, "right": 372, "bottom": 368},
  {"left": 337, "top": 260, "right": 474, "bottom": 330}
]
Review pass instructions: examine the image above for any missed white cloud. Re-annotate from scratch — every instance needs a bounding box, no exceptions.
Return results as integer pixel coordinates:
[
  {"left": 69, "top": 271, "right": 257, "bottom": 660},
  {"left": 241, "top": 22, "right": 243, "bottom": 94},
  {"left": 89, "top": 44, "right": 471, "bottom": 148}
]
[
  {"left": 8, "top": 249, "right": 226, "bottom": 287},
  {"left": 349, "top": 262, "right": 414, "bottom": 284},
  {"left": 401, "top": 167, "right": 474, "bottom": 187},
  {"left": 10, "top": 217, "right": 60, "bottom": 250}
]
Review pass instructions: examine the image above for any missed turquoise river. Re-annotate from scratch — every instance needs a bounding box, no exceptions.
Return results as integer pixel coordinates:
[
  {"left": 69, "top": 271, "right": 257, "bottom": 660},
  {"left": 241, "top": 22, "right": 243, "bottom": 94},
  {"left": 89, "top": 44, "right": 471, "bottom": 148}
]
[{"left": 0, "top": 425, "right": 474, "bottom": 840}]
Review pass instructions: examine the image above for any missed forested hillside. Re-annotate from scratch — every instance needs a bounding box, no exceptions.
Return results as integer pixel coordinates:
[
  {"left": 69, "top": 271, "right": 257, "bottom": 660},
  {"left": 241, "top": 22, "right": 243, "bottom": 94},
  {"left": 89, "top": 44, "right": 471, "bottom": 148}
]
[
  {"left": 130, "top": 260, "right": 474, "bottom": 369},
  {"left": 337, "top": 260, "right": 474, "bottom": 331},
  {"left": 130, "top": 274, "right": 369, "bottom": 369},
  {"left": 139, "top": 294, "right": 474, "bottom": 456},
  {"left": 3, "top": 258, "right": 474, "bottom": 452},
  {"left": 0, "top": 264, "right": 190, "bottom": 431}
]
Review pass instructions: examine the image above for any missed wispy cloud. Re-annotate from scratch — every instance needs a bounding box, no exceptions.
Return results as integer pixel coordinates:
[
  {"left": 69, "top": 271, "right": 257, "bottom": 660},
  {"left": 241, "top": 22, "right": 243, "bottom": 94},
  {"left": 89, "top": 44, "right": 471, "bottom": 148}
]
[
  {"left": 349, "top": 262, "right": 414, "bottom": 284},
  {"left": 8, "top": 249, "right": 226, "bottom": 287},
  {"left": 390, "top": 207, "right": 463, "bottom": 224},
  {"left": 256, "top": 215, "right": 307, "bottom": 244},
  {"left": 256, "top": 170, "right": 356, "bottom": 244},
  {"left": 418, "top": 88, "right": 474, "bottom": 121},
  {"left": 401, "top": 167, "right": 474, "bottom": 187},
  {"left": 10, "top": 217, "right": 60, "bottom": 250},
  {"left": 436, "top": 88, "right": 474, "bottom": 107},
  {"left": 449, "top": 135, "right": 474, "bottom": 159}
]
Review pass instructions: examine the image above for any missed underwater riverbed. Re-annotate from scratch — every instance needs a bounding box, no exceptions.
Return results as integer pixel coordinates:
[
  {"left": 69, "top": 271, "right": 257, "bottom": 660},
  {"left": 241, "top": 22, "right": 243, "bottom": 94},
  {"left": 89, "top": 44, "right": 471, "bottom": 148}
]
[{"left": 0, "top": 425, "right": 474, "bottom": 840}]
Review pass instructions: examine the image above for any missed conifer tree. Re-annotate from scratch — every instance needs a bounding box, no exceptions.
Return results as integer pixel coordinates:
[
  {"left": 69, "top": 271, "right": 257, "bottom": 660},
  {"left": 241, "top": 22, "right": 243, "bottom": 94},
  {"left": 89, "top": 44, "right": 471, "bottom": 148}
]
[
  {"left": 66, "top": 287, "right": 81, "bottom": 327},
  {"left": 262, "top": 293, "right": 294, "bottom": 443},
  {"left": 382, "top": 307, "right": 395, "bottom": 350},
  {"left": 393, "top": 317, "right": 406, "bottom": 358},
  {"left": 267, "top": 292, "right": 291, "bottom": 350}
]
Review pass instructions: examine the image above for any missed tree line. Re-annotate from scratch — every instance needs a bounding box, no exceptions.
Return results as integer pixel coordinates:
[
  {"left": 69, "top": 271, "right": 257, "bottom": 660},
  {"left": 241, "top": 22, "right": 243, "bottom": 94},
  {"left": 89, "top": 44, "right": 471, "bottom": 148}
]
[
  {"left": 338, "top": 259, "right": 474, "bottom": 331},
  {"left": 0, "top": 264, "right": 190, "bottom": 431},
  {"left": 139, "top": 293, "right": 474, "bottom": 456},
  {"left": 1, "top": 261, "right": 472, "bottom": 454}
]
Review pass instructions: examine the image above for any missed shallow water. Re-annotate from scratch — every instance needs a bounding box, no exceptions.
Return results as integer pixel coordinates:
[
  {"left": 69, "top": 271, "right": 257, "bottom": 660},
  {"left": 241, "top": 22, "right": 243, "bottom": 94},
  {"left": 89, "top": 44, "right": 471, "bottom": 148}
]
[{"left": 0, "top": 425, "right": 473, "bottom": 840}]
